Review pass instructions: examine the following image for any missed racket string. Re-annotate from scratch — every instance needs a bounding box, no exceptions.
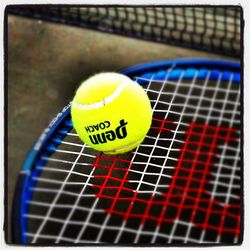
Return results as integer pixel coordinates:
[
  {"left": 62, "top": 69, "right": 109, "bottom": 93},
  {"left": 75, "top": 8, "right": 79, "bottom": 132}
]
[{"left": 24, "top": 66, "right": 240, "bottom": 244}]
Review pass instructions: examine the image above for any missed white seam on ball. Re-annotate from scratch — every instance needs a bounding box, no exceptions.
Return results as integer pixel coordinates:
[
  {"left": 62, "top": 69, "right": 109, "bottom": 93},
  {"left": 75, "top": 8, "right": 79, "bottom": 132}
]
[{"left": 72, "top": 80, "right": 129, "bottom": 110}]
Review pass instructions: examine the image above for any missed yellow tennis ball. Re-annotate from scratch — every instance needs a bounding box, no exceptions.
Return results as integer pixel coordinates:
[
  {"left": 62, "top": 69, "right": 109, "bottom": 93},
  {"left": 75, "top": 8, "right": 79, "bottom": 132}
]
[{"left": 71, "top": 72, "right": 152, "bottom": 154}]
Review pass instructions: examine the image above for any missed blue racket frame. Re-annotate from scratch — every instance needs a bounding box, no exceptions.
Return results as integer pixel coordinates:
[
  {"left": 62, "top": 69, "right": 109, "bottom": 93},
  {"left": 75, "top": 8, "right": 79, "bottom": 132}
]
[{"left": 12, "top": 58, "right": 241, "bottom": 244}]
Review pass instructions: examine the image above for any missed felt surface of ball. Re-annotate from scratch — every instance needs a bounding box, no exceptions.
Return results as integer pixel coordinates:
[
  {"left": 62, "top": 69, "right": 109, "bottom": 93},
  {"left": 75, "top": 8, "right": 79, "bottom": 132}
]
[{"left": 71, "top": 72, "right": 152, "bottom": 154}]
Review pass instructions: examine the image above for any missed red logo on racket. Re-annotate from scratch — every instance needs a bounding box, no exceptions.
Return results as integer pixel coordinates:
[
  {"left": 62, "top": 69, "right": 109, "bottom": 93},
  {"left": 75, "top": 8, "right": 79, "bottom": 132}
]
[{"left": 91, "top": 118, "right": 240, "bottom": 240}]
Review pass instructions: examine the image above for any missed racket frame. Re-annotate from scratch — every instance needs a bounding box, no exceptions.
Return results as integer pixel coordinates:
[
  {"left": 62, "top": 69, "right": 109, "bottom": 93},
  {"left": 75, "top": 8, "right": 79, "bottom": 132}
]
[{"left": 11, "top": 58, "right": 241, "bottom": 244}]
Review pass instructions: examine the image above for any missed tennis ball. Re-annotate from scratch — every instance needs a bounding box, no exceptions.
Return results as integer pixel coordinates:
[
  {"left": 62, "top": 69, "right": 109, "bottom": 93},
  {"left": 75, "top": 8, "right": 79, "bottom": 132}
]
[{"left": 71, "top": 72, "right": 152, "bottom": 154}]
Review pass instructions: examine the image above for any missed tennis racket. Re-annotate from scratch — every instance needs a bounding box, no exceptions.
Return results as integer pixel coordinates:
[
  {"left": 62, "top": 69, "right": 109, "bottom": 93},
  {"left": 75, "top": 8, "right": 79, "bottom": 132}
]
[{"left": 12, "top": 59, "right": 242, "bottom": 245}]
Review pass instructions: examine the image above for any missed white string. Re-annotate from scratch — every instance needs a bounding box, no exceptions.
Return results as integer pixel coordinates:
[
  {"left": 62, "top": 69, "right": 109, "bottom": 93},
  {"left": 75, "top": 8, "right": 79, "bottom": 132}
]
[
  {"left": 136, "top": 77, "right": 239, "bottom": 93},
  {"left": 182, "top": 71, "right": 223, "bottom": 243},
  {"left": 151, "top": 69, "right": 201, "bottom": 243},
  {"left": 152, "top": 100, "right": 238, "bottom": 114},
  {"left": 129, "top": 67, "right": 180, "bottom": 243},
  {"left": 25, "top": 230, "right": 216, "bottom": 244},
  {"left": 167, "top": 69, "right": 211, "bottom": 243},
  {"left": 41, "top": 157, "right": 93, "bottom": 167},
  {"left": 31, "top": 144, "right": 87, "bottom": 243},
  {"left": 113, "top": 73, "right": 159, "bottom": 244},
  {"left": 146, "top": 89, "right": 239, "bottom": 105},
  {"left": 27, "top": 68, "right": 240, "bottom": 244},
  {"left": 55, "top": 163, "right": 97, "bottom": 243},
  {"left": 215, "top": 85, "right": 240, "bottom": 243},
  {"left": 30, "top": 187, "right": 96, "bottom": 198},
  {"left": 27, "top": 200, "right": 104, "bottom": 212}
]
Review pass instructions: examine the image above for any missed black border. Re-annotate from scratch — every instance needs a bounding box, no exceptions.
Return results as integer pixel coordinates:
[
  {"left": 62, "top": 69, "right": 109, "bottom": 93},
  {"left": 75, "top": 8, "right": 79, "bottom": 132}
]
[
  {"left": 4, "top": 4, "right": 244, "bottom": 247},
  {"left": 4, "top": 4, "right": 9, "bottom": 244}
]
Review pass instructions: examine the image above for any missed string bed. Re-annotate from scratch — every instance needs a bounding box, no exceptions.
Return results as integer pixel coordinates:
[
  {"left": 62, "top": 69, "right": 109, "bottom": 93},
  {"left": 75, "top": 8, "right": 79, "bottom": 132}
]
[{"left": 20, "top": 64, "right": 241, "bottom": 244}]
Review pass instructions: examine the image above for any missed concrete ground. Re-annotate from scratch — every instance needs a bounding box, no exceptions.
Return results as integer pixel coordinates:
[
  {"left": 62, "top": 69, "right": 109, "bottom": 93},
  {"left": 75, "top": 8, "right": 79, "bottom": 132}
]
[{"left": 7, "top": 14, "right": 236, "bottom": 243}]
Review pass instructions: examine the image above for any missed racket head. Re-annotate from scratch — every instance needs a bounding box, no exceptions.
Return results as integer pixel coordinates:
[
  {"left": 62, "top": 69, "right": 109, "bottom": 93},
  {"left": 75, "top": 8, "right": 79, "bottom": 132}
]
[{"left": 12, "top": 58, "right": 242, "bottom": 245}]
